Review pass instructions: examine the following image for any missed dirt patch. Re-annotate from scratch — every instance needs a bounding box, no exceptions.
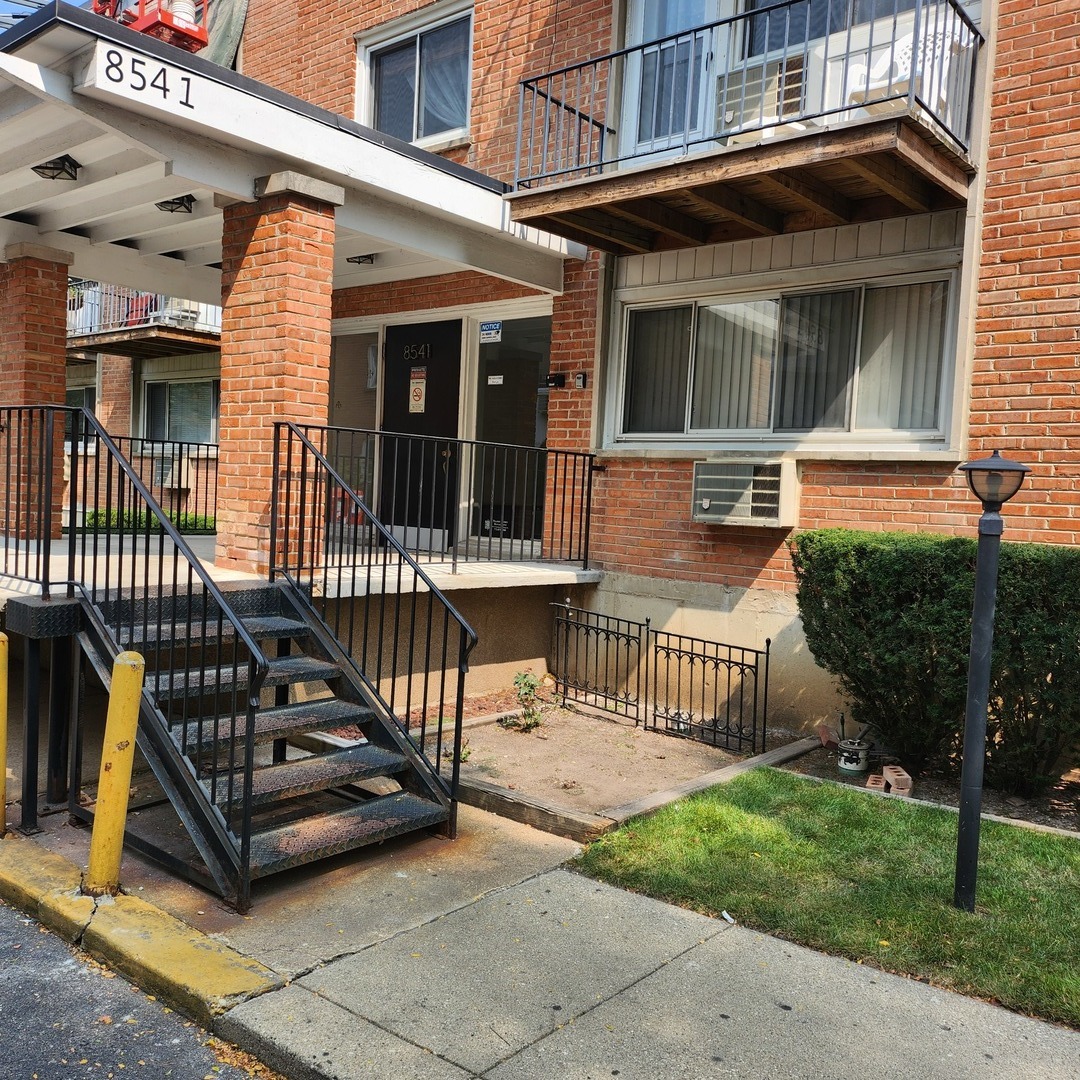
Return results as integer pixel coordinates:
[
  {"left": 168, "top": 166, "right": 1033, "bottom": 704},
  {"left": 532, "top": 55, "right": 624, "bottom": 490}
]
[
  {"left": 455, "top": 704, "right": 739, "bottom": 815},
  {"left": 774, "top": 735, "right": 1080, "bottom": 834}
]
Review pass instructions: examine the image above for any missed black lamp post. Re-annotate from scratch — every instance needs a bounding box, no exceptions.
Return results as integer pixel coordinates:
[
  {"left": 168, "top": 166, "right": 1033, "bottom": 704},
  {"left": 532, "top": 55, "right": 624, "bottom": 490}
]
[{"left": 953, "top": 450, "right": 1029, "bottom": 912}]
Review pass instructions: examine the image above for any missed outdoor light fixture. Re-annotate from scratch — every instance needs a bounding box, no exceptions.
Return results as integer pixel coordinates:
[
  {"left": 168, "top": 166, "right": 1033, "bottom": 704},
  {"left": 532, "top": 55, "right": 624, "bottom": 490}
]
[
  {"left": 953, "top": 449, "right": 1030, "bottom": 913},
  {"left": 155, "top": 194, "right": 195, "bottom": 214},
  {"left": 31, "top": 155, "right": 80, "bottom": 181},
  {"left": 346, "top": 253, "right": 377, "bottom": 265},
  {"left": 959, "top": 450, "right": 1030, "bottom": 510}
]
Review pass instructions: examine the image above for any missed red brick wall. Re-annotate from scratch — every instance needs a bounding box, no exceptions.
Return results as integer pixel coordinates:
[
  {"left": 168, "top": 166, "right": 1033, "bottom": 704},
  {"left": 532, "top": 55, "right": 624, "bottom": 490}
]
[
  {"left": 216, "top": 193, "right": 336, "bottom": 571},
  {"left": 241, "top": 0, "right": 613, "bottom": 184},
  {"left": 0, "top": 254, "right": 70, "bottom": 407},
  {"left": 96, "top": 354, "right": 133, "bottom": 435},
  {"left": 333, "top": 271, "right": 536, "bottom": 320},
  {"left": 0, "top": 251, "right": 71, "bottom": 540}
]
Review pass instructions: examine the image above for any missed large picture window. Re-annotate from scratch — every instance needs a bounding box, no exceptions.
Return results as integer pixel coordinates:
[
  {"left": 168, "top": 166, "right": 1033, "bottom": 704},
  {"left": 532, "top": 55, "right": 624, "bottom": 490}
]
[
  {"left": 369, "top": 13, "right": 471, "bottom": 143},
  {"left": 619, "top": 277, "right": 950, "bottom": 440}
]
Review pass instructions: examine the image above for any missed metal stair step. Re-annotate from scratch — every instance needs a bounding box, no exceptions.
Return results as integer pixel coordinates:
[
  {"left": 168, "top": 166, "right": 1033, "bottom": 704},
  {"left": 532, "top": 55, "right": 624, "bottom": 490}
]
[
  {"left": 152, "top": 655, "right": 340, "bottom": 700},
  {"left": 173, "top": 697, "right": 373, "bottom": 749},
  {"left": 249, "top": 792, "right": 448, "bottom": 879},
  {"left": 121, "top": 614, "right": 308, "bottom": 651},
  {"left": 212, "top": 745, "right": 408, "bottom": 807}
]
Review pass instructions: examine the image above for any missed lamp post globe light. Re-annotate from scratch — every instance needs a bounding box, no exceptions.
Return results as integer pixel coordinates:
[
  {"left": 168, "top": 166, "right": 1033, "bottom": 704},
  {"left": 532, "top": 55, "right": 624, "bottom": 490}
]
[{"left": 953, "top": 450, "right": 1030, "bottom": 912}]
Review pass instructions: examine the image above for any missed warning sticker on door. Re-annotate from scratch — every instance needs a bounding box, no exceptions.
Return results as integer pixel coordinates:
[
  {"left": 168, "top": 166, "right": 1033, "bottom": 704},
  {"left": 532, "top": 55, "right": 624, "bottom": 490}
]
[
  {"left": 480, "top": 321, "right": 502, "bottom": 343},
  {"left": 409, "top": 366, "right": 427, "bottom": 414}
]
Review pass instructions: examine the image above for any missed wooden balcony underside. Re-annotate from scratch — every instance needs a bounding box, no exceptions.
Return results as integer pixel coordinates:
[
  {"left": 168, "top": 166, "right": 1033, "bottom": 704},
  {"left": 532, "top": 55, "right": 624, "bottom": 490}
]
[
  {"left": 507, "top": 118, "right": 973, "bottom": 256},
  {"left": 67, "top": 326, "right": 221, "bottom": 361}
]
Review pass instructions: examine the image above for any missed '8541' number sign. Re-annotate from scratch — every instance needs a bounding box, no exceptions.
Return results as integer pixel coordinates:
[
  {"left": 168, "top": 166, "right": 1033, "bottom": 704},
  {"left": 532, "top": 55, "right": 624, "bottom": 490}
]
[{"left": 99, "top": 47, "right": 196, "bottom": 110}]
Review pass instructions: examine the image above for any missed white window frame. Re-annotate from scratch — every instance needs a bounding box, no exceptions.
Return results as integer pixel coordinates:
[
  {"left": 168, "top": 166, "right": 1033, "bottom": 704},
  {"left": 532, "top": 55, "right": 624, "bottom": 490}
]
[
  {"left": 355, "top": 0, "right": 474, "bottom": 150},
  {"left": 142, "top": 377, "right": 220, "bottom": 446},
  {"left": 608, "top": 266, "right": 959, "bottom": 453}
]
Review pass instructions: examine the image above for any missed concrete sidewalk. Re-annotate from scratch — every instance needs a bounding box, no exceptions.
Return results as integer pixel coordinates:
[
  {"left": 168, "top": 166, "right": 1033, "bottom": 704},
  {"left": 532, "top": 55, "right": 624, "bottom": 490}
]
[{"left": 4, "top": 802, "right": 1079, "bottom": 1080}]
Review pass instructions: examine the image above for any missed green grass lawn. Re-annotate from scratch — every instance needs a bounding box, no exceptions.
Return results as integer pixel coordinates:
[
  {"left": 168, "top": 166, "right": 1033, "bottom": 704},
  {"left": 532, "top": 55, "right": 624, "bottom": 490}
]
[{"left": 576, "top": 768, "right": 1080, "bottom": 1027}]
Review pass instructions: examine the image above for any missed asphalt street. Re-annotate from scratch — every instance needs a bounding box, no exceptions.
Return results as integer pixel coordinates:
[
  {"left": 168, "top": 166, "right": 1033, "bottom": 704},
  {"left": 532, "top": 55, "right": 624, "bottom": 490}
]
[{"left": 0, "top": 897, "right": 273, "bottom": 1080}]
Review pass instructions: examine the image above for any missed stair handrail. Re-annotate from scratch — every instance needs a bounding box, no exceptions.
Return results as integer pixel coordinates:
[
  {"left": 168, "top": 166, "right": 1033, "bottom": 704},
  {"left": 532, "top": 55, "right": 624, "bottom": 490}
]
[
  {"left": 69, "top": 407, "right": 270, "bottom": 690},
  {"left": 68, "top": 407, "right": 270, "bottom": 875},
  {"left": 271, "top": 421, "right": 479, "bottom": 790}
]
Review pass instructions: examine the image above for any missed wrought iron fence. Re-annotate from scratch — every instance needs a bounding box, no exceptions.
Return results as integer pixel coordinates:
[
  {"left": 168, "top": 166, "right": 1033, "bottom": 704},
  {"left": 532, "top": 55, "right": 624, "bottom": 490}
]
[
  {"left": 288, "top": 424, "right": 596, "bottom": 570},
  {"left": 74, "top": 436, "right": 218, "bottom": 533},
  {"left": 516, "top": 0, "right": 981, "bottom": 188},
  {"left": 67, "top": 279, "right": 222, "bottom": 336},
  {"left": 551, "top": 602, "right": 770, "bottom": 753},
  {"left": 270, "top": 421, "right": 479, "bottom": 803}
]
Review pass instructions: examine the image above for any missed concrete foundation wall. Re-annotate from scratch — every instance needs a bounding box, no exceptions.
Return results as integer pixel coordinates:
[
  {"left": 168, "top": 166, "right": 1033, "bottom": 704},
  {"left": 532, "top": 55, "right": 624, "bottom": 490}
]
[{"left": 566, "top": 573, "right": 843, "bottom": 733}]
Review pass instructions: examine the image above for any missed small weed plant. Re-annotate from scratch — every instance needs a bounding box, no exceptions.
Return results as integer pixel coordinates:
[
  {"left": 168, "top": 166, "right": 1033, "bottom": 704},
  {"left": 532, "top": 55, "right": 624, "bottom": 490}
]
[{"left": 500, "top": 670, "right": 544, "bottom": 732}]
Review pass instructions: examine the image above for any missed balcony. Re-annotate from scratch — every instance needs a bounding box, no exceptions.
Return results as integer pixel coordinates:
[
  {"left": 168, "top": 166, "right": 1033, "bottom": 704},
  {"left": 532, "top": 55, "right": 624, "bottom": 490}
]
[
  {"left": 509, "top": 0, "right": 981, "bottom": 255},
  {"left": 67, "top": 279, "right": 222, "bottom": 359}
]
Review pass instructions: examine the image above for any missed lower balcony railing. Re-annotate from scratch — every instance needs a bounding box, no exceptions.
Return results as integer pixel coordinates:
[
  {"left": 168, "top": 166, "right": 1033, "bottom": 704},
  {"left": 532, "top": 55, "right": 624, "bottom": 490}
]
[
  {"left": 67, "top": 279, "right": 222, "bottom": 336},
  {"left": 280, "top": 425, "right": 596, "bottom": 571},
  {"left": 515, "top": 0, "right": 981, "bottom": 189}
]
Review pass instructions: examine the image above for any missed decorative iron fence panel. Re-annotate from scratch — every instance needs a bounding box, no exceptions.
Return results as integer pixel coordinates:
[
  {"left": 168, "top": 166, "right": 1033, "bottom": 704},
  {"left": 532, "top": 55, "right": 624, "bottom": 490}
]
[
  {"left": 552, "top": 604, "right": 647, "bottom": 720},
  {"left": 551, "top": 603, "right": 770, "bottom": 753},
  {"left": 648, "top": 631, "right": 770, "bottom": 754}
]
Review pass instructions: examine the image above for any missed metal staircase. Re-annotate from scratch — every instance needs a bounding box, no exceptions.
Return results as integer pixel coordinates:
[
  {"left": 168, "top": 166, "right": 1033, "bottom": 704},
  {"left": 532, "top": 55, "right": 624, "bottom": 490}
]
[{"left": 0, "top": 407, "right": 476, "bottom": 911}]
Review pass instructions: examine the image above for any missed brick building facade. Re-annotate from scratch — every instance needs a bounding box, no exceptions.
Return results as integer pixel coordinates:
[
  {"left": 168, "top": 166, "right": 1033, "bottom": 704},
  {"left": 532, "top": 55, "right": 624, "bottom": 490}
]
[{"left": 34, "top": 0, "right": 1080, "bottom": 727}]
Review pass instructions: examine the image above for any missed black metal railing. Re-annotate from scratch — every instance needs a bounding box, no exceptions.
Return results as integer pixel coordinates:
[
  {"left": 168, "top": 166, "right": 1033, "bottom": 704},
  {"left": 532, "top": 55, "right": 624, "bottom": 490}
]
[
  {"left": 516, "top": 0, "right": 981, "bottom": 188},
  {"left": 552, "top": 605, "right": 647, "bottom": 721},
  {"left": 285, "top": 424, "right": 596, "bottom": 570},
  {"left": 0, "top": 405, "right": 269, "bottom": 904},
  {"left": 270, "top": 421, "right": 479, "bottom": 801},
  {"left": 551, "top": 602, "right": 770, "bottom": 753},
  {"left": 79, "top": 437, "right": 217, "bottom": 534},
  {"left": 648, "top": 630, "right": 770, "bottom": 754}
]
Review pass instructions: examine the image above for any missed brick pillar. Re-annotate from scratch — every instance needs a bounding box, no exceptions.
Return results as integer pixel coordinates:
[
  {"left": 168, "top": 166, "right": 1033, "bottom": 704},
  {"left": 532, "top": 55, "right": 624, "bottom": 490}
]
[
  {"left": 216, "top": 173, "right": 344, "bottom": 573},
  {"left": 0, "top": 243, "right": 74, "bottom": 542},
  {"left": 96, "top": 354, "right": 133, "bottom": 434}
]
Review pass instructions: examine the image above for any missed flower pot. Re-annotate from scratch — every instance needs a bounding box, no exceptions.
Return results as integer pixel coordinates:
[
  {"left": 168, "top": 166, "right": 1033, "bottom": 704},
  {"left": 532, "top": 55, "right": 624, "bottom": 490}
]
[{"left": 837, "top": 739, "right": 871, "bottom": 773}]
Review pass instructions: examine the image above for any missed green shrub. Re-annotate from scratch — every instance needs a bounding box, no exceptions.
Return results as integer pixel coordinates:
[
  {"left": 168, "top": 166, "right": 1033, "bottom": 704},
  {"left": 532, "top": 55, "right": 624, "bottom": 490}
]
[
  {"left": 79, "top": 508, "right": 215, "bottom": 535},
  {"left": 789, "top": 529, "right": 1080, "bottom": 794}
]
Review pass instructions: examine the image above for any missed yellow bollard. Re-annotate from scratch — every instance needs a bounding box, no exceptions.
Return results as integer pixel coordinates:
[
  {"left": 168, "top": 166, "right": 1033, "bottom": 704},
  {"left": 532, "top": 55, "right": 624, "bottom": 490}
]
[
  {"left": 84, "top": 651, "right": 145, "bottom": 897},
  {"left": 0, "top": 633, "right": 7, "bottom": 839}
]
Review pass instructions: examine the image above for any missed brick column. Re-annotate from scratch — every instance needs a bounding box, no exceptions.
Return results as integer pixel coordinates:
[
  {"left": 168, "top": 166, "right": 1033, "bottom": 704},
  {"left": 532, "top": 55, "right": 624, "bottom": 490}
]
[
  {"left": 216, "top": 173, "right": 344, "bottom": 572},
  {"left": 0, "top": 243, "right": 74, "bottom": 541}
]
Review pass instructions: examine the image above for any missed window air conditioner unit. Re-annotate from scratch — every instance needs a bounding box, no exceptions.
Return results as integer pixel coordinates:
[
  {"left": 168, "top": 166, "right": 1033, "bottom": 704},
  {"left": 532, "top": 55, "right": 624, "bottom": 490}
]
[
  {"left": 719, "top": 55, "right": 805, "bottom": 136},
  {"left": 691, "top": 459, "right": 798, "bottom": 528},
  {"left": 150, "top": 454, "right": 191, "bottom": 491},
  {"left": 161, "top": 298, "right": 200, "bottom": 327}
]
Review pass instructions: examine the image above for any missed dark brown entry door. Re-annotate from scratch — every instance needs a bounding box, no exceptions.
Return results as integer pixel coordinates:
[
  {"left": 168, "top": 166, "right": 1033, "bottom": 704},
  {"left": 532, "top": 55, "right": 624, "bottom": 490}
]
[{"left": 381, "top": 321, "right": 462, "bottom": 551}]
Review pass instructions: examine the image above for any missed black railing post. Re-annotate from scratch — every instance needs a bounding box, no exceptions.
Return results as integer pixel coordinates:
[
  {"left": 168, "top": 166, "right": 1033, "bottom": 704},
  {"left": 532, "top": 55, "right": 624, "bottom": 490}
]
[{"left": 41, "top": 409, "right": 54, "bottom": 601}]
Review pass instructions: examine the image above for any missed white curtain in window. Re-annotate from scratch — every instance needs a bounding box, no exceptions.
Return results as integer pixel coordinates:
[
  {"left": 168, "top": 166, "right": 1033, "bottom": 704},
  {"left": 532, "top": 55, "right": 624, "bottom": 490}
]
[
  {"left": 419, "top": 17, "right": 470, "bottom": 137},
  {"left": 691, "top": 299, "right": 777, "bottom": 429},
  {"left": 623, "top": 306, "right": 692, "bottom": 433},
  {"left": 856, "top": 281, "right": 947, "bottom": 430},
  {"left": 774, "top": 290, "right": 857, "bottom": 431}
]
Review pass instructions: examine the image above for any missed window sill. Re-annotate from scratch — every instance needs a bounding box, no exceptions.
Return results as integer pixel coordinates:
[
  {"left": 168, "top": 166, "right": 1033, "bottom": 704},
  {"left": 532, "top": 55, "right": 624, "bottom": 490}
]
[
  {"left": 595, "top": 445, "right": 962, "bottom": 465},
  {"left": 415, "top": 133, "right": 472, "bottom": 155}
]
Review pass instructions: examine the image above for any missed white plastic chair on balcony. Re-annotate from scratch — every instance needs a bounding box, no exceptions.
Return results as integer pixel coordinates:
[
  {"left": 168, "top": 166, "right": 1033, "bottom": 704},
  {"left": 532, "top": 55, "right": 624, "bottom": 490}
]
[{"left": 846, "top": 27, "right": 960, "bottom": 120}]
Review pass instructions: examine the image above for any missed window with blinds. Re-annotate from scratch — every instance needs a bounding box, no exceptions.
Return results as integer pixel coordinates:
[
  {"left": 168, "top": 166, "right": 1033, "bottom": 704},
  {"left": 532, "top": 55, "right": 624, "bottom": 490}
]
[
  {"left": 145, "top": 380, "right": 219, "bottom": 444},
  {"left": 620, "top": 277, "right": 950, "bottom": 439}
]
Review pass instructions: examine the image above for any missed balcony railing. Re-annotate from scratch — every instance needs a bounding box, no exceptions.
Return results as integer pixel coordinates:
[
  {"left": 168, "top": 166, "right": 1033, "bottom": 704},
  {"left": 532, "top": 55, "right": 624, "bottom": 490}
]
[
  {"left": 284, "top": 425, "right": 596, "bottom": 571},
  {"left": 67, "top": 279, "right": 222, "bottom": 337},
  {"left": 515, "top": 0, "right": 981, "bottom": 189}
]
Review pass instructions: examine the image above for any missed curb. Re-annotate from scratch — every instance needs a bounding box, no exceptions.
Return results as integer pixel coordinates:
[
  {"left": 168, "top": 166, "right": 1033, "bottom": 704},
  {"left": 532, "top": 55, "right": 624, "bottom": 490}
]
[{"left": 0, "top": 832, "right": 283, "bottom": 1025}]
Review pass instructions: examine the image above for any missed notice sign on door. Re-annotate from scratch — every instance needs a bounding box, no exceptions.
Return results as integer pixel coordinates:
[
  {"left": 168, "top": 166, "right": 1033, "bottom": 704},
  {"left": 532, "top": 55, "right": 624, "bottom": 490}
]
[
  {"left": 409, "top": 366, "right": 427, "bottom": 414},
  {"left": 480, "top": 321, "right": 502, "bottom": 343}
]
